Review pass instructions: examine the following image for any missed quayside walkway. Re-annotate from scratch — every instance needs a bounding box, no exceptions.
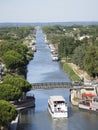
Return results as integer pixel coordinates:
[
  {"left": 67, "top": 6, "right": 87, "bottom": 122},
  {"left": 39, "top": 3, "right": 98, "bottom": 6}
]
[{"left": 31, "top": 82, "right": 73, "bottom": 90}]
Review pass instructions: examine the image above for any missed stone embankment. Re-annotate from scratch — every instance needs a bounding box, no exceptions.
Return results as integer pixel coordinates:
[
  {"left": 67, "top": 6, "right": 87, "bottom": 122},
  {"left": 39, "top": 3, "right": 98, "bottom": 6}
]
[
  {"left": 15, "top": 96, "right": 35, "bottom": 111},
  {"left": 10, "top": 114, "right": 19, "bottom": 130},
  {"left": 70, "top": 86, "right": 97, "bottom": 106},
  {"left": 10, "top": 96, "right": 35, "bottom": 130}
]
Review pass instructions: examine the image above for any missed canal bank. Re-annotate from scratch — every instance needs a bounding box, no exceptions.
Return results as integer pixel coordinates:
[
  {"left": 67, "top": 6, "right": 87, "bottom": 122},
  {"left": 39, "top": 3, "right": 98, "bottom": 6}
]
[{"left": 9, "top": 95, "right": 35, "bottom": 130}]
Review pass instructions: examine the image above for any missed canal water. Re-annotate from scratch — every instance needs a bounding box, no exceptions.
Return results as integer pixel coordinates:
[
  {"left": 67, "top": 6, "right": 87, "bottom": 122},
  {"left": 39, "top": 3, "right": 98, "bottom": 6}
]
[
  {"left": 27, "top": 27, "right": 70, "bottom": 83},
  {"left": 17, "top": 27, "right": 98, "bottom": 130}
]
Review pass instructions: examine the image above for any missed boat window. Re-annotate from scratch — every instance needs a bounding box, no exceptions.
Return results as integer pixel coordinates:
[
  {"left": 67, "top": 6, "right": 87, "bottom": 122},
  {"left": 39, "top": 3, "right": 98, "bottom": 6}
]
[
  {"left": 93, "top": 98, "right": 98, "bottom": 102},
  {"left": 54, "top": 104, "right": 56, "bottom": 107}
]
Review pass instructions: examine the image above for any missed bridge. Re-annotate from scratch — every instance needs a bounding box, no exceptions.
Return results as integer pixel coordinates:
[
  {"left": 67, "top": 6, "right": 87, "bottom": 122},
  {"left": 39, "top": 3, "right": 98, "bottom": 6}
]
[{"left": 31, "top": 82, "right": 73, "bottom": 90}]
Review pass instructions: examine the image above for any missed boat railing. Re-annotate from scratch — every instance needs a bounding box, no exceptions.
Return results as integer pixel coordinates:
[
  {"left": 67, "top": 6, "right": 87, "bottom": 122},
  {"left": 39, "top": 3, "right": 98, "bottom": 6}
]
[{"left": 79, "top": 99, "right": 91, "bottom": 106}]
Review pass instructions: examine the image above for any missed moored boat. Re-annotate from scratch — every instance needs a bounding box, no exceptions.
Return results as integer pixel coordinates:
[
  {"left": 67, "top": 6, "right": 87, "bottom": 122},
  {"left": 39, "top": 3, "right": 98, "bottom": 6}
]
[
  {"left": 51, "top": 53, "right": 59, "bottom": 61},
  {"left": 52, "top": 55, "right": 59, "bottom": 61},
  {"left": 48, "top": 96, "right": 68, "bottom": 118},
  {"left": 78, "top": 96, "right": 98, "bottom": 112}
]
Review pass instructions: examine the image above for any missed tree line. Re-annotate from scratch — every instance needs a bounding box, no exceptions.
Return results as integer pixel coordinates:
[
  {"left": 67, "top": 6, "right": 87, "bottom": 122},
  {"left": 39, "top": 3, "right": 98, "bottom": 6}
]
[
  {"left": 42, "top": 25, "right": 98, "bottom": 78},
  {"left": 0, "top": 26, "right": 35, "bottom": 129}
]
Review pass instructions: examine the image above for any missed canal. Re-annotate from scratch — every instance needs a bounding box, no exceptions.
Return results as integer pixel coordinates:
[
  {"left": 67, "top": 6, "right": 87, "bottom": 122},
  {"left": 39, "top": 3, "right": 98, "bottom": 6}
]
[
  {"left": 27, "top": 27, "right": 70, "bottom": 83},
  {"left": 17, "top": 27, "right": 98, "bottom": 130}
]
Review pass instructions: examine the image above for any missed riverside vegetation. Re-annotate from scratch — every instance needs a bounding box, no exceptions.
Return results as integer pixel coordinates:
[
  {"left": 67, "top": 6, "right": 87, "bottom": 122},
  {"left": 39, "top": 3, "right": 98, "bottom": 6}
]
[
  {"left": 42, "top": 24, "right": 98, "bottom": 81},
  {"left": 0, "top": 26, "right": 36, "bottom": 129},
  {"left": 1, "top": 24, "right": 98, "bottom": 129}
]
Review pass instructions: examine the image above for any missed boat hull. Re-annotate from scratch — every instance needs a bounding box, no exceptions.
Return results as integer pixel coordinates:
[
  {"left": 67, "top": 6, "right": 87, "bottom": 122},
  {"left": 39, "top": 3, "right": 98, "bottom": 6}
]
[
  {"left": 79, "top": 104, "right": 90, "bottom": 110},
  {"left": 48, "top": 96, "right": 68, "bottom": 118},
  {"left": 48, "top": 107, "right": 68, "bottom": 118},
  {"left": 79, "top": 102, "right": 98, "bottom": 112}
]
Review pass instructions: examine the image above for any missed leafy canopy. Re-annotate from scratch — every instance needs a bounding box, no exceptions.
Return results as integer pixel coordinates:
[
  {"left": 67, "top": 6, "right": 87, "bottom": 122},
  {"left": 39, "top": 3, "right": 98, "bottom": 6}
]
[
  {"left": 2, "top": 50, "right": 25, "bottom": 69},
  {"left": 0, "top": 100, "right": 17, "bottom": 127},
  {"left": 84, "top": 45, "right": 98, "bottom": 77},
  {"left": 0, "top": 84, "right": 21, "bottom": 101},
  {"left": 3, "top": 76, "right": 32, "bottom": 93}
]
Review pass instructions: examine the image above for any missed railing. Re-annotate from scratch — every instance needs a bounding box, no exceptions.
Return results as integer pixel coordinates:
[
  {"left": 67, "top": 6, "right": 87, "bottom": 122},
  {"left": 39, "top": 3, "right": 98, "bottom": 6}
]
[{"left": 31, "top": 82, "right": 73, "bottom": 90}]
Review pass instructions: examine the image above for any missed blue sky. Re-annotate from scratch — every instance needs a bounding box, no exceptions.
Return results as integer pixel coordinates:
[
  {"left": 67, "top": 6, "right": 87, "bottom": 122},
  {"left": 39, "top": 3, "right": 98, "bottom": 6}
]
[{"left": 0, "top": 0, "right": 98, "bottom": 23}]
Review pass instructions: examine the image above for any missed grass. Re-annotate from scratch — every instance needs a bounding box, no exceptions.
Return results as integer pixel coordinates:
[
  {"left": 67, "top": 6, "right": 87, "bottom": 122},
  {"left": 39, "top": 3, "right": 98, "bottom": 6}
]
[
  {"left": 63, "top": 63, "right": 81, "bottom": 82},
  {"left": 73, "top": 97, "right": 80, "bottom": 102}
]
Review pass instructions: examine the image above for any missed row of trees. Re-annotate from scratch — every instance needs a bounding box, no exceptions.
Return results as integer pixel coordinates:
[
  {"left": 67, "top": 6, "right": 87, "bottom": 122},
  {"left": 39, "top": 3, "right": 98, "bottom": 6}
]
[
  {"left": 42, "top": 25, "right": 98, "bottom": 78},
  {"left": 0, "top": 100, "right": 17, "bottom": 128},
  {"left": 0, "top": 26, "right": 35, "bottom": 129},
  {"left": 0, "top": 26, "right": 35, "bottom": 41},
  {"left": 0, "top": 76, "right": 32, "bottom": 101},
  {"left": 0, "top": 26, "right": 35, "bottom": 77},
  {"left": 0, "top": 75, "right": 32, "bottom": 128},
  {"left": 0, "top": 42, "right": 28, "bottom": 76}
]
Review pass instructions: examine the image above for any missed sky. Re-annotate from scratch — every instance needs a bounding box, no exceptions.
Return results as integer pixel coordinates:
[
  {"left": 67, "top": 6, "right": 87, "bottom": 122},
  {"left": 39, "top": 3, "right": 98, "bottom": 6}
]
[{"left": 0, "top": 0, "right": 98, "bottom": 23}]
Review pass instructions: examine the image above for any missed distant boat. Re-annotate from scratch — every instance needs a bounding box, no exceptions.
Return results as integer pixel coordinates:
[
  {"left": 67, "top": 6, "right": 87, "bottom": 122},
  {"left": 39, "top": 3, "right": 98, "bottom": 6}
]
[
  {"left": 48, "top": 96, "right": 68, "bottom": 118},
  {"left": 51, "top": 52, "right": 59, "bottom": 61},
  {"left": 52, "top": 55, "right": 59, "bottom": 61},
  {"left": 32, "top": 45, "right": 37, "bottom": 52}
]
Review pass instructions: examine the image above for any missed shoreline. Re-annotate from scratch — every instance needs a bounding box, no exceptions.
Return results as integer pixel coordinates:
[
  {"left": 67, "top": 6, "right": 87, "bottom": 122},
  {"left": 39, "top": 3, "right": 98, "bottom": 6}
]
[
  {"left": 9, "top": 96, "right": 35, "bottom": 130},
  {"left": 61, "top": 61, "right": 91, "bottom": 82}
]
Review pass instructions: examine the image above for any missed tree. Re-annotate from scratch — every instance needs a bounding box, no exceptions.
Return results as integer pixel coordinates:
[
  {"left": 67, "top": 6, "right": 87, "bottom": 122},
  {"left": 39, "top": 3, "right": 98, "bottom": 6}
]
[
  {"left": 2, "top": 50, "right": 25, "bottom": 70},
  {"left": 58, "top": 36, "right": 76, "bottom": 59},
  {"left": 3, "top": 76, "right": 32, "bottom": 93},
  {"left": 0, "top": 100, "right": 17, "bottom": 129},
  {"left": 84, "top": 45, "right": 98, "bottom": 77},
  {"left": 72, "top": 44, "right": 87, "bottom": 69},
  {"left": 0, "top": 84, "right": 21, "bottom": 101}
]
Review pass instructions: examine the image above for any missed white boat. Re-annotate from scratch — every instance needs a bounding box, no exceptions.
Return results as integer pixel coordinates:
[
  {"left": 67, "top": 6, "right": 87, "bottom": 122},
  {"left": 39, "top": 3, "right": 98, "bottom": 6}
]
[
  {"left": 51, "top": 53, "right": 59, "bottom": 61},
  {"left": 52, "top": 56, "right": 59, "bottom": 61},
  {"left": 78, "top": 96, "right": 98, "bottom": 112},
  {"left": 48, "top": 96, "right": 68, "bottom": 118},
  {"left": 32, "top": 45, "right": 37, "bottom": 52}
]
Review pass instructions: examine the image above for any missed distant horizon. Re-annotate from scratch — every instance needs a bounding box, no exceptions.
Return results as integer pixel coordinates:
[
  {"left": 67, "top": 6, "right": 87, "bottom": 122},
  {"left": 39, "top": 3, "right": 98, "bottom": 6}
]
[
  {"left": 0, "top": 21, "right": 98, "bottom": 24},
  {"left": 0, "top": 21, "right": 98, "bottom": 27}
]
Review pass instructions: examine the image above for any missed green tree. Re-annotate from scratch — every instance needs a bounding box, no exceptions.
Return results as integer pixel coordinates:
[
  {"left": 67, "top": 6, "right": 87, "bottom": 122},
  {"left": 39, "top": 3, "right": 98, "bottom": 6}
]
[
  {"left": 0, "top": 84, "right": 21, "bottom": 101},
  {"left": 3, "top": 76, "right": 32, "bottom": 93},
  {"left": 84, "top": 45, "right": 98, "bottom": 77},
  {"left": 72, "top": 44, "right": 87, "bottom": 69},
  {"left": 0, "top": 42, "right": 28, "bottom": 57},
  {"left": 2, "top": 50, "right": 25, "bottom": 70},
  {"left": 58, "top": 37, "right": 76, "bottom": 58},
  {"left": 0, "top": 100, "right": 17, "bottom": 128}
]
